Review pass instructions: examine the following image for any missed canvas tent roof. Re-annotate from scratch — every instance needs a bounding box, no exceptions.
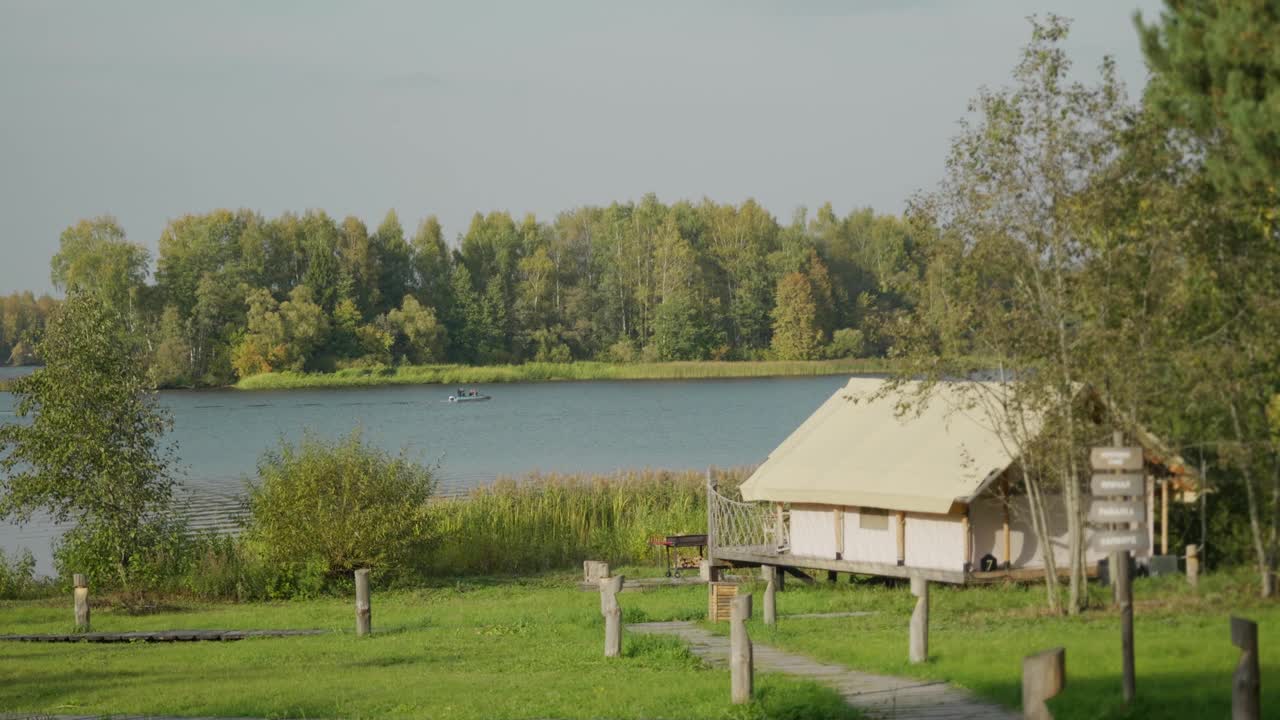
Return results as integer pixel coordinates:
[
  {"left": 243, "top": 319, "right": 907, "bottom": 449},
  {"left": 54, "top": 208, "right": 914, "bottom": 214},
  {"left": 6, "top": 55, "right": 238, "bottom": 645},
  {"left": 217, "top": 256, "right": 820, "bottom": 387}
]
[{"left": 738, "top": 377, "right": 1034, "bottom": 514}]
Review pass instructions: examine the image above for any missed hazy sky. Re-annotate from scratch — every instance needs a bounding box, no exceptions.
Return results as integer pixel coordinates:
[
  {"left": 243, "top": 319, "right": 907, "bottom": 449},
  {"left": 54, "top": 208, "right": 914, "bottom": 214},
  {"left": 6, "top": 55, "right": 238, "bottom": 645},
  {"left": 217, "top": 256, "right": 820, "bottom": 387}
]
[{"left": 0, "top": 0, "right": 1162, "bottom": 294}]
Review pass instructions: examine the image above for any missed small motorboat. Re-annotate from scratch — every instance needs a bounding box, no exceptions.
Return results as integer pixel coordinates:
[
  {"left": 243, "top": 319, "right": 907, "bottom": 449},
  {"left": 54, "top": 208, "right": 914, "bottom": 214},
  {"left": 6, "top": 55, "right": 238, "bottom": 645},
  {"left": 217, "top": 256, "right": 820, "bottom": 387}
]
[{"left": 447, "top": 393, "right": 491, "bottom": 403}]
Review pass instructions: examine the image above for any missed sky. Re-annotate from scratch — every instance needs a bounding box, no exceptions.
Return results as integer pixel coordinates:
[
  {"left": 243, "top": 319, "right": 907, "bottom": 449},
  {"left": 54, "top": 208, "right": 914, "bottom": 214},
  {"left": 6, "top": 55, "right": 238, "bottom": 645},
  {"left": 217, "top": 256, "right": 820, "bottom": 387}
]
[{"left": 0, "top": 0, "right": 1163, "bottom": 295}]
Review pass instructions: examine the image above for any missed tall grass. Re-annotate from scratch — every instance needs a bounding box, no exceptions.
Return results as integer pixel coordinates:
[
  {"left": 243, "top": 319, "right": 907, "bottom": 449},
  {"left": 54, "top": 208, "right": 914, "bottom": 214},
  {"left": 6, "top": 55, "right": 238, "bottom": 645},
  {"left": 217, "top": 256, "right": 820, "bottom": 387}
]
[
  {"left": 424, "top": 467, "right": 749, "bottom": 575},
  {"left": 234, "top": 359, "right": 897, "bottom": 390}
]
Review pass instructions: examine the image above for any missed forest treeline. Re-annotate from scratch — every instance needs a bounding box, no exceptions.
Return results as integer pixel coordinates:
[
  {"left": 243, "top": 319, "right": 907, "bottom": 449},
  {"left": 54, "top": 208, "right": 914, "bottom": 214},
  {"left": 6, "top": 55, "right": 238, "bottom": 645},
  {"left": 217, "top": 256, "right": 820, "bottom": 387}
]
[{"left": 40, "top": 200, "right": 920, "bottom": 387}]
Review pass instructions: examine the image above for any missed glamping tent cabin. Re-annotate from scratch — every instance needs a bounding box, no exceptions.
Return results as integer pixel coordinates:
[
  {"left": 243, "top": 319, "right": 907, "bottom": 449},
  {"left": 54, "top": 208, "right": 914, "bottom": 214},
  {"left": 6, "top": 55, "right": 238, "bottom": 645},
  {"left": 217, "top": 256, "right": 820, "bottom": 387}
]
[{"left": 708, "top": 377, "right": 1192, "bottom": 584}]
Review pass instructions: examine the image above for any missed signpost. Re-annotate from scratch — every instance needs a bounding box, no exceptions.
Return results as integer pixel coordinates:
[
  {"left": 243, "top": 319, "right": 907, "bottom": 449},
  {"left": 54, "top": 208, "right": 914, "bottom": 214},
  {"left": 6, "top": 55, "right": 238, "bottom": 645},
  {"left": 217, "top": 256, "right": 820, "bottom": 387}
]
[{"left": 1089, "top": 437, "right": 1146, "bottom": 705}]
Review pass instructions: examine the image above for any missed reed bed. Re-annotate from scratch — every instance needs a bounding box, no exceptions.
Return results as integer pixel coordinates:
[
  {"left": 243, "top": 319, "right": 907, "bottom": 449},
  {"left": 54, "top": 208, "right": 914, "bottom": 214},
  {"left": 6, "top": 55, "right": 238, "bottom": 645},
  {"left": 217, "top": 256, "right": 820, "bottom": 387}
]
[
  {"left": 233, "top": 359, "right": 895, "bottom": 390},
  {"left": 423, "top": 467, "right": 750, "bottom": 576}
]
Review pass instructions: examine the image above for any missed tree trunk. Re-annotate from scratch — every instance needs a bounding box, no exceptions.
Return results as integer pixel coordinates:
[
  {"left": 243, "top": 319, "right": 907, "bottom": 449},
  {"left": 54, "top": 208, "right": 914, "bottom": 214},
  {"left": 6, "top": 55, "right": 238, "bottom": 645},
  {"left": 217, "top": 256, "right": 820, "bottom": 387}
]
[{"left": 1229, "top": 400, "right": 1274, "bottom": 598}]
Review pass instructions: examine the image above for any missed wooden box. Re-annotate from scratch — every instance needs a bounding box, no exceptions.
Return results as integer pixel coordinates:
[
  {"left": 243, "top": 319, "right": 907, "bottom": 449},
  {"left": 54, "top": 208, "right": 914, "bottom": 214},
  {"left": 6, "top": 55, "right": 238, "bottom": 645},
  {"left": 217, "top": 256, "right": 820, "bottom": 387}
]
[{"left": 708, "top": 581, "right": 738, "bottom": 622}]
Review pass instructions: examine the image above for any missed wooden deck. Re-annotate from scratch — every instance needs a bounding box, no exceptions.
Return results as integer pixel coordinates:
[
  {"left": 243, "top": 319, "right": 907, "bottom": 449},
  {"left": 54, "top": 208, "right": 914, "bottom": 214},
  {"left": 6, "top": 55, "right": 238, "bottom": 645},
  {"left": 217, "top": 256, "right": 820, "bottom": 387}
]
[
  {"left": 714, "top": 546, "right": 1096, "bottom": 585},
  {"left": 714, "top": 547, "right": 968, "bottom": 584}
]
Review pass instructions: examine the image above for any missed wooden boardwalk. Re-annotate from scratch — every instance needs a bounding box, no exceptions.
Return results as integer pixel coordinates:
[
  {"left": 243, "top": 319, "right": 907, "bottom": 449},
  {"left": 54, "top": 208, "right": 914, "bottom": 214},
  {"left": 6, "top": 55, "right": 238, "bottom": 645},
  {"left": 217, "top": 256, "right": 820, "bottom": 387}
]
[
  {"left": 0, "top": 629, "right": 324, "bottom": 643},
  {"left": 631, "top": 621, "right": 1017, "bottom": 720}
]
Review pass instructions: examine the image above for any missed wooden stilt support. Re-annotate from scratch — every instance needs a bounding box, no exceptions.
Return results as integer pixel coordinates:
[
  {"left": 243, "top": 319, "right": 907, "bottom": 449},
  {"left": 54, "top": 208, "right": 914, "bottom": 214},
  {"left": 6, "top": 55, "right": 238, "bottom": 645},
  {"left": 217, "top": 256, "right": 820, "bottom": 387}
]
[
  {"left": 909, "top": 576, "right": 928, "bottom": 664},
  {"left": 354, "top": 569, "right": 371, "bottom": 637},
  {"left": 730, "top": 594, "right": 753, "bottom": 704}
]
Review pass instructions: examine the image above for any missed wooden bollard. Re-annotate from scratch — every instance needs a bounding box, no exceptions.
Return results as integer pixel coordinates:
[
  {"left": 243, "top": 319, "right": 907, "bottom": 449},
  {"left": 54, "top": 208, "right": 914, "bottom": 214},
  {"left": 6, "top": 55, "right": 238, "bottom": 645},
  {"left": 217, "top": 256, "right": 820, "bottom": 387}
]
[
  {"left": 1022, "top": 647, "right": 1065, "bottom": 720},
  {"left": 762, "top": 566, "right": 777, "bottom": 625},
  {"left": 1231, "top": 616, "right": 1260, "bottom": 720},
  {"left": 730, "top": 593, "right": 753, "bottom": 704},
  {"left": 909, "top": 576, "right": 929, "bottom": 664},
  {"left": 584, "top": 560, "right": 609, "bottom": 583},
  {"left": 73, "top": 574, "right": 90, "bottom": 632},
  {"left": 600, "top": 575, "right": 625, "bottom": 658},
  {"left": 1186, "top": 544, "right": 1200, "bottom": 588},
  {"left": 354, "top": 568, "right": 371, "bottom": 637}
]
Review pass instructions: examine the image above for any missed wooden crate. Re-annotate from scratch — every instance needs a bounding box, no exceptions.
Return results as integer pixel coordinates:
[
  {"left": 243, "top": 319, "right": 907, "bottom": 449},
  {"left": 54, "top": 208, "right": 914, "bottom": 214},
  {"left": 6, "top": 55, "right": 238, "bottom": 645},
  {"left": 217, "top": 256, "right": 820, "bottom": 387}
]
[{"left": 708, "top": 581, "right": 738, "bottom": 622}]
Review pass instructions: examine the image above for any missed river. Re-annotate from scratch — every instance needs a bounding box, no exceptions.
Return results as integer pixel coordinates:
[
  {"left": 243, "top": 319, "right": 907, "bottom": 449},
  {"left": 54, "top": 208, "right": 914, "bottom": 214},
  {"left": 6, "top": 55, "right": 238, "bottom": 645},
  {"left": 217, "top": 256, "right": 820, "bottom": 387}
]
[{"left": 0, "top": 374, "right": 852, "bottom": 573}]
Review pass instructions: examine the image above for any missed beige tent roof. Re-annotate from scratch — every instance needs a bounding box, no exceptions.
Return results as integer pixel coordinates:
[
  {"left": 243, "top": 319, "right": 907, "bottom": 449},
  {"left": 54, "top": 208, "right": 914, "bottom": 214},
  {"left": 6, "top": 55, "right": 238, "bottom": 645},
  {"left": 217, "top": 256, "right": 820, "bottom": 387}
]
[{"left": 739, "top": 377, "right": 1034, "bottom": 514}]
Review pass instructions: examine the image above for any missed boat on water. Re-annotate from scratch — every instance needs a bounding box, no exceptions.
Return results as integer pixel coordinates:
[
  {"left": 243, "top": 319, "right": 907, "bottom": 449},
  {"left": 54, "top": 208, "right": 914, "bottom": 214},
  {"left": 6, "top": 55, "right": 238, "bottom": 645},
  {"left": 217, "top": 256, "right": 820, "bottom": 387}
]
[{"left": 447, "top": 391, "right": 491, "bottom": 403}]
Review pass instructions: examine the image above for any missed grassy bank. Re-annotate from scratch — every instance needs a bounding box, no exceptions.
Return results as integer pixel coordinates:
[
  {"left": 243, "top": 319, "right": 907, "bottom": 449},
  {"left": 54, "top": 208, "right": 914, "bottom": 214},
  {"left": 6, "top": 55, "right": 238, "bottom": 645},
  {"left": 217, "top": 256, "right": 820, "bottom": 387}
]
[
  {"left": 233, "top": 359, "right": 896, "bottom": 390},
  {"left": 0, "top": 574, "right": 855, "bottom": 719}
]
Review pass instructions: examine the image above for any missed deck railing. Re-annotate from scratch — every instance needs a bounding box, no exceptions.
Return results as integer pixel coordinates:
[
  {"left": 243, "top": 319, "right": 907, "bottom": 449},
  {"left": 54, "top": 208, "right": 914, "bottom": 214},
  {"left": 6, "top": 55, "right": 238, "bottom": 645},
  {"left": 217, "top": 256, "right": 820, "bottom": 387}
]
[{"left": 707, "top": 480, "right": 787, "bottom": 556}]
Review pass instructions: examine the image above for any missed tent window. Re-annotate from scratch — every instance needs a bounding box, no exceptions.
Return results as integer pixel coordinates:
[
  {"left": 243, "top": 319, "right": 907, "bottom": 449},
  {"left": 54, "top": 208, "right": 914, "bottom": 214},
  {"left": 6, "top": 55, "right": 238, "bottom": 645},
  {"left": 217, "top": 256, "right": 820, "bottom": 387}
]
[{"left": 859, "top": 508, "right": 888, "bottom": 530}]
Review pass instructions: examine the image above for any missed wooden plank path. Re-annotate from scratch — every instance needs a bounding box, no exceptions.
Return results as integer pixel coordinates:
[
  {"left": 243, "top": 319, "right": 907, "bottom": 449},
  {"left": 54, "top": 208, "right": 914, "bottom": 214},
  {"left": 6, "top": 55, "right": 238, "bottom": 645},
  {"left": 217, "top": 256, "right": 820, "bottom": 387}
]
[
  {"left": 0, "top": 629, "right": 325, "bottom": 643},
  {"left": 631, "top": 621, "right": 1017, "bottom": 720}
]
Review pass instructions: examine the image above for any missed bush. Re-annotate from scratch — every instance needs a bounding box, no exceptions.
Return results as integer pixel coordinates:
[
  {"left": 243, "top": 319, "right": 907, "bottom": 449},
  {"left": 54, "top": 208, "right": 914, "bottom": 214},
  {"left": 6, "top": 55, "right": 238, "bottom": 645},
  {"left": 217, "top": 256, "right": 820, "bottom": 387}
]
[
  {"left": 826, "top": 328, "right": 866, "bottom": 359},
  {"left": 0, "top": 548, "right": 38, "bottom": 599},
  {"left": 53, "top": 513, "right": 191, "bottom": 592},
  {"left": 246, "top": 431, "right": 437, "bottom": 580}
]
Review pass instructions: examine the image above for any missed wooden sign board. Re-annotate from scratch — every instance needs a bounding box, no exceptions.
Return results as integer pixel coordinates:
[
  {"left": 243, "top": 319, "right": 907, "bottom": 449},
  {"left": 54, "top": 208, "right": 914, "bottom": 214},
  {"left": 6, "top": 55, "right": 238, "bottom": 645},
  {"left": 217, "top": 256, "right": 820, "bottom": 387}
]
[
  {"left": 1090, "top": 446, "right": 1143, "bottom": 471},
  {"left": 1089, "top": 529, "right": 1149, "bottom": 553},
  {"left": 1088, "top": 500, "right": 1146, "bottom": 524},
  {"left": 1090, "top": 473, "right": 1144, "bottom": 497}
]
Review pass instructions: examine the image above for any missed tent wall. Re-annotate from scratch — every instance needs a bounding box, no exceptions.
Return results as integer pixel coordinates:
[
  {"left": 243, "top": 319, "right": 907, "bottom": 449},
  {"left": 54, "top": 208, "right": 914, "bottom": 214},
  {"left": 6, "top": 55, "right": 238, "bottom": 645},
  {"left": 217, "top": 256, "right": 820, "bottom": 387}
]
[
  {"left": 904, "top": 511, "right": 965, "bottom": 571},
  {"left": 970, "top": 493, "right": 1148, "bottom": 570},
  {"left": 788, "top": 504, "right": 964, "bottom": 572}
]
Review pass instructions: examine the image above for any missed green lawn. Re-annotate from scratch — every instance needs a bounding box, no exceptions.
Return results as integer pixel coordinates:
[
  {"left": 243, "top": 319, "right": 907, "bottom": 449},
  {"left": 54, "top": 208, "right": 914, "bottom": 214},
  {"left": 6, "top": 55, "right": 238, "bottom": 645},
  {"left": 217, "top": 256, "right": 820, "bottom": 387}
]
[
  {"left": 0, "top": 574, "right": 855, "bottom": 720},
  {"left": 710, "top": 569, "right": 1279, "bottom": 720},
  {"left": 1, "top": 569, "right": 1274, "bottom": 719}
]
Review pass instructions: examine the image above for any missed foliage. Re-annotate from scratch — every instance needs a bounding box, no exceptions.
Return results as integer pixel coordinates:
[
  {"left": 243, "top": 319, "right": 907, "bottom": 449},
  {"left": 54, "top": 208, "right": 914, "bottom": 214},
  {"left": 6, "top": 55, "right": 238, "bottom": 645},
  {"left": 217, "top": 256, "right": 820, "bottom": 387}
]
[
  {"left": 53, "top": 513, "right": 191, "bottom": 593},
  {"left": 1138, "top": 0, "right": 1280, "bottom": 200},
  {"left": 0, "top": 293, "right": 179, "bottom": 589},
  {"left": 0, "top": 292, "right": 57, "bottom": 366},
  {"left": 0, "top": 548, "right": 39, "bottom": 600},
  {"left": 245, "top": 431, "right": 437, "bottom": 578},
  {"left": 771, "top": 272, "right": 821, "bottom": 360},
  {"left": 34, "top": 196, "right": 923, "bottom": 387},
  {"left": 49, "top": 216, "right": 150, "bottom": 321}
]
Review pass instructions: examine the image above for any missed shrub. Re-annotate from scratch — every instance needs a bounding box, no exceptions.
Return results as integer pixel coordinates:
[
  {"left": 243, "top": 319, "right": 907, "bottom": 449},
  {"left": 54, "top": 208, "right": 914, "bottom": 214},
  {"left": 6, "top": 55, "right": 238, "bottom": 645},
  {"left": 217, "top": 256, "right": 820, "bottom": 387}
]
[
  {"left": 246, "top": 431, "right": 437, "bottom": 579},
  {"left": 53, "top": 513, "right": 191, "bottom": 592},
  {"left": 0, "top": 548, "right": 38, "bottom": 599},
  {"left": 826, "top": 328, "right": 866, "bottom": 359}
]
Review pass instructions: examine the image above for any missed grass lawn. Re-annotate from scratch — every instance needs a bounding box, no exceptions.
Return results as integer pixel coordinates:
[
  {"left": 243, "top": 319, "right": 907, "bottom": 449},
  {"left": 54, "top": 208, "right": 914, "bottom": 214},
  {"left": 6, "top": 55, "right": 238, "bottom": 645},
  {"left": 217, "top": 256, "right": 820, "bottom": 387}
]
[
  {"left": 0, "top": 574, "right": 856, "bottom": 720},
  {"left": 708, "top": 568, "right": 1279, "bottom": 720},
  {"left": 2, "top": 568, "right": 1274, "bottom": 719}
]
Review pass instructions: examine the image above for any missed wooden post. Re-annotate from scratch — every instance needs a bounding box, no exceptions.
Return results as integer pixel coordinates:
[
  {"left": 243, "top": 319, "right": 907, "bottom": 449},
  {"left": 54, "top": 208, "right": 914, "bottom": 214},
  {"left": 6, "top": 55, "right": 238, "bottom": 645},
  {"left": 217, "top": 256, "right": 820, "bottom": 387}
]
[
  {"left": 896, "top": 511, "right": 906, "bottom": 566},
  {"left": 834, "top": 507, "right": 845, "bottom": 559},
  {"left": 1022, "top": 647, "right": 1065, "bottom": 720},
  {"left": 909, "top": 576, "right": 928, "bottom": 664},
  {"left": 775, "top": 502, "right": 785, "bottom": 549},
  {"left": 1161, "top": 479, "right": 1169, "bottom": 556},
  {"left": 1117, "top": 549, "right": 1134, "bottom": 703},
  {"left": 354, "top": 568, "right": 371, "bottom": 637},
  {"left": 1110, "top": 430, "right": 1135, "bottom": 705},
  {"left": 600, "top": 575, "right": 625, "bottom": 658},
  {"left": 762, "top": 566, "right": 777, "bottom": 625},
  {"left": 73, "top": 574, "right": 89, "bottom": 632},
  {"left": 1186, "top": 544, "right": 1200, "bottom": 587},
  {"left": 730, "top": 594, "right": 753, "bottom": 704},
  {"left": 706, "top": 470, "right": 717, "bottom": 568},
  {"left": 961, "top": 511, "right": 972, "bottom": 572},
  {"left": 1232, "top": 616, "right": 1260, "bottom": 720}
]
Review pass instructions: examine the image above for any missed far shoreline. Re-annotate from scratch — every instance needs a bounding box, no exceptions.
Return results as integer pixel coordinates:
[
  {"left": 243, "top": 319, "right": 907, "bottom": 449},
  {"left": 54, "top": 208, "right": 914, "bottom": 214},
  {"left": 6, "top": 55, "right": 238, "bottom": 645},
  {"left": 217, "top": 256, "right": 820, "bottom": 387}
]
[{"left": 232, "top": 358, "right": 899, "bottom": 391}]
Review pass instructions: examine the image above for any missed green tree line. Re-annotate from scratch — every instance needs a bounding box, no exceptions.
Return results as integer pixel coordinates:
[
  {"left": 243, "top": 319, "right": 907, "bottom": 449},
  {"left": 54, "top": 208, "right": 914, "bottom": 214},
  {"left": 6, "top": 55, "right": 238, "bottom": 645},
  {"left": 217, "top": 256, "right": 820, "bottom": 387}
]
[{"left": 46, "top": 201, "right": 922, "bottom": 387}]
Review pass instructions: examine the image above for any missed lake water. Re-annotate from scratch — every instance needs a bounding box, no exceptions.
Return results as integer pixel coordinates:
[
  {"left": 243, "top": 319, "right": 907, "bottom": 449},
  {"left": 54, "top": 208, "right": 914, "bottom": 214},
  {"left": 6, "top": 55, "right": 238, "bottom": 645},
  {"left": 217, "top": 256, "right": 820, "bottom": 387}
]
[{"left": 0, "top": 375, "right": 852, "bottom": 573}]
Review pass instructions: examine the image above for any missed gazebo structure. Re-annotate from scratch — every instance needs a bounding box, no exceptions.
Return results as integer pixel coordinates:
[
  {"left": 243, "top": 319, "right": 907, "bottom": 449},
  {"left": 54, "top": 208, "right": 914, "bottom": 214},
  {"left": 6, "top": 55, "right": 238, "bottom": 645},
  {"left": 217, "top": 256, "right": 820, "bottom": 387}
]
[{"left": 706, "top": 377, "right": 1194, "bottom": 584}]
